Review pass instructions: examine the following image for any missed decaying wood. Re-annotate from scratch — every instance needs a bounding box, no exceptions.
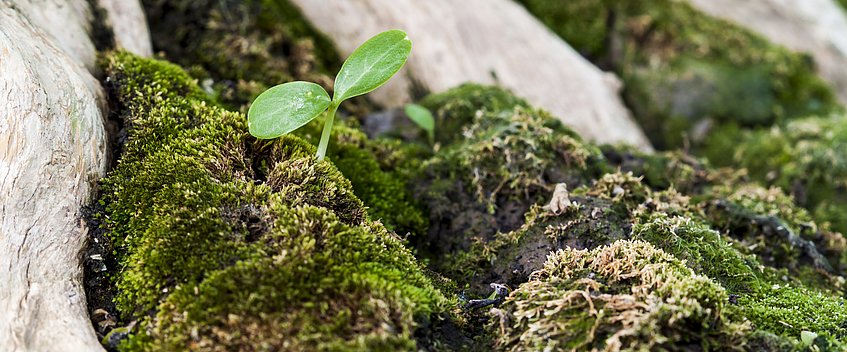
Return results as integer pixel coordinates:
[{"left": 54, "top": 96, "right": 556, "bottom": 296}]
[
  {"left": 1, "top": 1, "right": 151, "bottom": 351},
  {"left": 686, "top": 0, "right": 847, "bottom": 105},
  {"left": 288, "top": 0, "right": 653, "bottom": 150}
]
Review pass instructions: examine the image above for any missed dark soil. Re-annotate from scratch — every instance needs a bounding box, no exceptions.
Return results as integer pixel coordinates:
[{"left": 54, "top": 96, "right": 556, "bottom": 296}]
[{"left": 81, "top": 203, "right": 122, "bottom": 351}]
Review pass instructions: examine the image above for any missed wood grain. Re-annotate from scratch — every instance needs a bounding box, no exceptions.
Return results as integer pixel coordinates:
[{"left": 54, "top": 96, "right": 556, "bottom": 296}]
[{"left": 0, "top": 0, "right": 150, "bottom": 350}]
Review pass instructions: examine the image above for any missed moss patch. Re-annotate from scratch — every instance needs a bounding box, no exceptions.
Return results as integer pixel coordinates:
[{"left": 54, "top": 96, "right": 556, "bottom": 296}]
[
  {"left": 410, "top": 85, "right": 847, "bottom": 348},
  {"left": 491, "top": 240, "right": 752, "bottom": 351},
  {"left": 294, "top": 116, "right": 430, "bottom": 236},
  {"left": 703, "top": 116, "right": 847, "bottom": 237},
  {"left": 412, "top": 97, "right": 599, "bottom": 266},
  {"left": 98, "top": 50, "right": 449, "bottom": 351},
  {"left": 516, "top": 0, "right": 841, "bottom": 150}
]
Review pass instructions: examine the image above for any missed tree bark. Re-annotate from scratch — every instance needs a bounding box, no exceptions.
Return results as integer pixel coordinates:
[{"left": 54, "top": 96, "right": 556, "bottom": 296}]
[
  {"left": 0, "top": 1, "right": 151, "bottom": 350},
  {"left": 686, "top": 0, "right": 847, "bottom": 106},
  {"left": 288, "top": 0, "right": 653, "bottom": 150}
]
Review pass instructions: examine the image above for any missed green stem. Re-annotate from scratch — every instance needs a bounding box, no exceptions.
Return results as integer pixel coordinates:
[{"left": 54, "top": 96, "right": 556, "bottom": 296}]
[{"left": 316, "top": 103, "right": 338, "bottom": 161}]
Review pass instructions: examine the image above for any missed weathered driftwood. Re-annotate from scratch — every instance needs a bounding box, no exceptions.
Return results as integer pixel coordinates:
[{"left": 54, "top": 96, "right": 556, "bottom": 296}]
[
  {"left": 0, "top": 1, "right": 151, "bottom": 351},
  {"left": 288, "top": 0, "right": 653, "bottom": 150},
  {"left": 99, "top": 0, "right": 153, "bottom": 57},
  {"left": 686, "top": 0, "right": 847, "bottom": 105}
]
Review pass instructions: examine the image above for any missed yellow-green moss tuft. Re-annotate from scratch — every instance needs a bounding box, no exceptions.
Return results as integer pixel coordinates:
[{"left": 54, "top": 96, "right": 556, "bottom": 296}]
[{"left": 121, "top": 205, "right": 445, "bottom": 351}]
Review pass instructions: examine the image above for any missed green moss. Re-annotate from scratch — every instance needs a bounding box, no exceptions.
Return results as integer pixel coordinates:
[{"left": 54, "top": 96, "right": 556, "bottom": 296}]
[
  {"left": 516, "top": 0, "right": 841, "bottom": 150},
  {"left": 99, "top": 51, "right": 448, "bottom": 350},
  {"left": 703, "top": 116, "right": 847, "bottom": 236},
  {"left": 140, "top": 0, "right": 431, "bottom": 237},
  {"left": 418, "top": 83, "right": 532, "bottom": 145},
  {"left": 122, "top": 205, "right": 444, "bottom": 351},
  {"left": 411, "top": 101, "right": 601, "bottom": 271},
  {"left": 491, "top": 240, "right": 753, "bottom": 351},
  {"left": 632, "top": 212, "right": 759, "bottom": 292},
  {"left": 293, "top": 116, "right": 430, "bottom": 236},
  {"left": 741, "top": 283, "right": 847, "bottom": 342},
  {"left": 702, "top": 187, "right": 847, "bottom": 296}
]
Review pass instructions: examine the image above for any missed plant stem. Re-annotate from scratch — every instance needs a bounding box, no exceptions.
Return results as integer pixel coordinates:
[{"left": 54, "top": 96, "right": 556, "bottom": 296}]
[{"left": 316, "top": 103, "right": 338, "bottom": 161}]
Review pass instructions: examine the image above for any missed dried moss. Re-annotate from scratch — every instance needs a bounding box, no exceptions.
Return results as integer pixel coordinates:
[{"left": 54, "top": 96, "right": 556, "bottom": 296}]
[
  {"left": 443, "top": 197, "right": 629, "bottom": 294},
  {"left": 98, "top": 51, "right": 449, "bottom": 351},
  {"left": 491, "top": 240, "right": 752, "bottom": 351},
  {"left": 410, "top": 85, "right": 847, "bottom": 348},
  {"left": 516, "top": 0, "right": 841, "bottom": 150}
]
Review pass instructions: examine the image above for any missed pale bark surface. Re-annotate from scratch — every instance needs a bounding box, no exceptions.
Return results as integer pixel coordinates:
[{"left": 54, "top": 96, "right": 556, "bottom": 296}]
[
  {"left": 99, "top": 0, "right": 153, "bottom": 57},
  {"left": 288, "top": 0, "right": 653, "bottom": 150},
  {"left": 1, "top": 1, "right": 150, "bottom": 351},
  {"left": 686, "top": 0, "right": 847, "bottom": 105}
]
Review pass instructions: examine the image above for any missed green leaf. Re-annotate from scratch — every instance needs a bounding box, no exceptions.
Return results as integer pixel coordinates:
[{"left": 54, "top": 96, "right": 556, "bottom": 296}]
[
  {"left": 800, "top": 331, "right": 818, "bottom": 345},
  {"left": 333, "top": 30, "right": 412, "bottom": 104},
  {"left": 405, "top": 103, "right": 435, "bottom": 144},
  {"left": 404, "top": 104, "right": 434, "bottom": 132},
  {"left": 248, "top": 81, "right": 331, "bottom": 139}
]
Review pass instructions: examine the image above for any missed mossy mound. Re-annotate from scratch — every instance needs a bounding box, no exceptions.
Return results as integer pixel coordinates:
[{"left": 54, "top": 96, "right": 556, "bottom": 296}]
[
  {"left": 704, "top": 116, "right": 847, "bottom": 236},
  {"left": 418, "top": 83, "right": 532, "bottom": 146},
  {"left": 140, "top": 0, "right": 427, "bottom": 237},
  {"left": 491, "top": 240, "right": 752, "bottom": 351},
  {"left": 516, "top": 0, "right": 841, "bottom": 150},
  {"left": 98, "top": 50, "right": 449, "bottom": 351},
  {"left": 412, "top": 85, "right": 847, "bottom": 348},
  {"left": 412, "top": 93, "right": 600, "bottom": 263}
]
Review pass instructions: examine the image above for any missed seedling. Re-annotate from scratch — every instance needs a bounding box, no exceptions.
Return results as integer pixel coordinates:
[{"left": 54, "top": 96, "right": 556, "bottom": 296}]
[
  {"left": 404, "top": 103, "right": 435, "bottom": 145},
  {"left": 247, "top": 30, "right": 412, "bottom": 161}
]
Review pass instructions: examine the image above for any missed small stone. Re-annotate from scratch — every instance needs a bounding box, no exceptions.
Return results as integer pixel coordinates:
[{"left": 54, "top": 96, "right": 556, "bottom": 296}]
[
  {"left": 612, "top": 186, "right": 625, "bottom": 196},
  {"left": 491, "top": 283, "right": 510, "bottom": 297}
]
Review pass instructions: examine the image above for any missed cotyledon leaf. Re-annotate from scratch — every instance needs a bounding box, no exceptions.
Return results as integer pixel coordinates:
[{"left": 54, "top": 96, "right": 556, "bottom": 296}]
[
  {"left": 248, "top": 81, "right": 331, "bottom": 139},
  {"left": 333, "top": 29, "right": 412, "bottom": 104},
  {"left": 404, "top": 103, "right": 434, "bottom": 133}
]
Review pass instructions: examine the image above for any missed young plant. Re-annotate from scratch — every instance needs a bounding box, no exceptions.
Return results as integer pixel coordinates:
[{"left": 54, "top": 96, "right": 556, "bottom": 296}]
[
  {"left": 247, "top": 30, "right": 412, "bottom": 161},
  {"left": 404, "top": 103, "right": 435, "bottom": 145}
]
